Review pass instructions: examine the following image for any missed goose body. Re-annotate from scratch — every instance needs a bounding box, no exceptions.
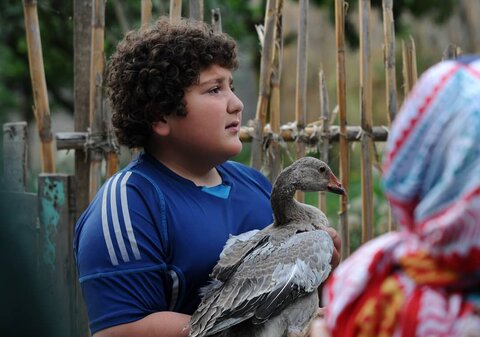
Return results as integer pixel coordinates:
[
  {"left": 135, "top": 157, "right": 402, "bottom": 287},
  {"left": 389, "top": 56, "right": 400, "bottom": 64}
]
[{"left": 189, "top": 157, "right": 345, "bottom": 337}]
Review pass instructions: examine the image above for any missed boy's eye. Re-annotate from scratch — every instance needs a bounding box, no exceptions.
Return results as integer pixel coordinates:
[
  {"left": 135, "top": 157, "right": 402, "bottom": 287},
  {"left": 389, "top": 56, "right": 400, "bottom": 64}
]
[{"left": 209, "top": 87, "right": 221, "bottom": 94}]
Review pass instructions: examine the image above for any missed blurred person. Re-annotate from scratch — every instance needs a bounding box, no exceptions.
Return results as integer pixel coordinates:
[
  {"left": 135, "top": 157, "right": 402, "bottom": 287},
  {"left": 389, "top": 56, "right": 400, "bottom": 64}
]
[{"left": 319, "top": 55, "right": 480, "bottom": 337}]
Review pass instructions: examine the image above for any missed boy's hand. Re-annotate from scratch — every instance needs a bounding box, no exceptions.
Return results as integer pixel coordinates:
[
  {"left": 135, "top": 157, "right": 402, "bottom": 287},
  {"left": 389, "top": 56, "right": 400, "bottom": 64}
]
[{"left": 325, "top": 227, "right": 341, "bottom": 269}]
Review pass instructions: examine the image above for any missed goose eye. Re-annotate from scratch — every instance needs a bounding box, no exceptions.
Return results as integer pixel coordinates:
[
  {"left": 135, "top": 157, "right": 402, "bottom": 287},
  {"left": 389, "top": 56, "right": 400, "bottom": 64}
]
[{"left": 319, "top": 166, "right": 326, "bottom": 173}]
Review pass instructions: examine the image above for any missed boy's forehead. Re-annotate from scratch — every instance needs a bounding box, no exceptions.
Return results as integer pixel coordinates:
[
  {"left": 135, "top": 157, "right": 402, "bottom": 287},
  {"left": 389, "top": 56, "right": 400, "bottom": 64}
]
[{"left": 198, "top": 65, "right": 233, "bottom": 83}]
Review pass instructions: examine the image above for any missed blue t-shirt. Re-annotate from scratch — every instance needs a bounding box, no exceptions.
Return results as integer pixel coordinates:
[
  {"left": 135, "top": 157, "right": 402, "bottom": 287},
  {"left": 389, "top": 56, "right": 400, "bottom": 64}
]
[{"left": 74, "top": 153, "right": 273, "bottom": 334}]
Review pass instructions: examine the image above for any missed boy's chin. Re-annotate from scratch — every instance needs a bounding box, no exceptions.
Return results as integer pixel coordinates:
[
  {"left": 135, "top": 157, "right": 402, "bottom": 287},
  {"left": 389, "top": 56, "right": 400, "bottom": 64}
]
[{"left": 225, "top": 142, "right": 243, "bottom": 159}]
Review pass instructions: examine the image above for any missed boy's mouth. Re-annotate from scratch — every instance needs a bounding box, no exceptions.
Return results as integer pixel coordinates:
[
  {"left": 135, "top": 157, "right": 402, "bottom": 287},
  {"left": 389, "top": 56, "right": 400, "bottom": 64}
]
[{"left": 226, "top": 120, "right": 240, "bottom": 132}]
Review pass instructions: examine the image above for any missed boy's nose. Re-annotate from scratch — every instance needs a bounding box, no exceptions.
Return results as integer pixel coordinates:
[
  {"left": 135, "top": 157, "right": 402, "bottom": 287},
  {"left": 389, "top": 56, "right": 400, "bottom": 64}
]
[{"left": 228, "top": 92, "right": 244, "bottom": 114}]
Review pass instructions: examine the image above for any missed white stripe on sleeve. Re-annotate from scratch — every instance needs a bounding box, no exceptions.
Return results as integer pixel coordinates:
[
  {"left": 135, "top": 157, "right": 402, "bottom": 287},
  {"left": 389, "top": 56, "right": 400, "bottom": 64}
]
[
  {"left": 101, "top": 178, "right": 119, "bottom": 266},
  {"left": 120, "top": 171, "right": 141, "bottom": 260},
  {"left": 110, "top": 173, "right": 130, "bottom": 263}
]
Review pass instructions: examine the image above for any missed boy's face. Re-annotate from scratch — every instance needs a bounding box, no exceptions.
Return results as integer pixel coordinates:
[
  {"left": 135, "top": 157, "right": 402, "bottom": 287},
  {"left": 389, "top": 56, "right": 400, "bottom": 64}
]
[{"left": 162, "top": 65, "right": 244, "bottom": 165}]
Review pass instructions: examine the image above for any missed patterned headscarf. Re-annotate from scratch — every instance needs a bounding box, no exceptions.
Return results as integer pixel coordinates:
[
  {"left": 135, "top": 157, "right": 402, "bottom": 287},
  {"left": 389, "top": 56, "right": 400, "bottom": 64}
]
[{"left": 323, "top": 55, "right": 480, "bottom": 337}]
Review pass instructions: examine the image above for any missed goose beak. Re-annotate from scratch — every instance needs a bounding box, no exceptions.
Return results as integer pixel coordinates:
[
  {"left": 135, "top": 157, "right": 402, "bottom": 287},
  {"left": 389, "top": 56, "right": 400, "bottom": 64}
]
[{"left": 327, "top": 173, "right": 346, "bottom": 195}]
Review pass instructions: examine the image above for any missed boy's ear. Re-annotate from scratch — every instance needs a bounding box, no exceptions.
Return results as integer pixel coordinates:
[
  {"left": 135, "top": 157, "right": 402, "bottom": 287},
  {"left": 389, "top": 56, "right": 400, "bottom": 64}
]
[{"left": 151, "top": 117, "right": 170, "bottom": 136}]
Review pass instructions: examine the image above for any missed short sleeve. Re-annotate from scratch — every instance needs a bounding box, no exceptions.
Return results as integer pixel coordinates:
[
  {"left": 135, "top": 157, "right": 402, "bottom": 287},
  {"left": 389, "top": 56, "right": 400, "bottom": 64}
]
[{"left": 74, "top": 170, "right": 173, "bottom": 334}]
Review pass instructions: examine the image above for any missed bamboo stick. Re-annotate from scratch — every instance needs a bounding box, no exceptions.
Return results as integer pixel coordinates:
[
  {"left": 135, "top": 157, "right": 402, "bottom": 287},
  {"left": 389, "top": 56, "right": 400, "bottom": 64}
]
[
  {"left": 22, "top": 0, "right": 56, "bottom": 173},
  {"left": 335, "top": 0, "right": 350, "bottom": 259},
  {"left": 239, "top": 125, "right": 388, "bottom": 143},
  {"left": 442, "top": 44, "right": 461, "bottom": 61},
  {"left": 318, "top": 68, "right": 330, "bottom": 212},
  {"left": 460, "top": 0, "right": 480, "bottom": 53},
  {"left": 189, "top": 0, "right": 203, "bottom": 21},
  {"left": 141, "top": 0, "right": 152, "bottom": 27},
  {"left": 56, "top": 125, "right": 388, "bottom": 150},
  {"left": 294, "top": 0, "right": 308, "bottom": 203},
  {"left": 88, "top": 0, "right": 106, "bottom": 200},
  {"left": 112, "top": 0, "right": 129, "bottom": 33},
  {"left": 401, "top": 36, "right": 417, "bottom": 97},
  {"left": 104, "top": 101, "right": 119, "bottom": 178},
  {"left": 170, "top": 0, "right": 182, "bottom": 21},
  {"left": 211, "top": 8, "right": 222, "bottom": 33},
  {"left": 382, "top": 0, "right": 397, "bottom": 125},
  {"left": 359, "top": 0, "right": 374, "bottom": 244},
  {"left": 382, "top": 0, "right": 397, "bottom": 232},
  {"left": 266, "top": 0, "right": 284, "bottom": 183},
  {"left": 250, "top": 0, "right": 278, "bottom": 170}
]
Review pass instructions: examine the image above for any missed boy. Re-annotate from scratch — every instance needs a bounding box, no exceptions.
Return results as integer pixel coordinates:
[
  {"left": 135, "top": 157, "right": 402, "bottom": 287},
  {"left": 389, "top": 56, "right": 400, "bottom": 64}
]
[{"left": 74, "top": 17, "right": 339, "bottom": 337}]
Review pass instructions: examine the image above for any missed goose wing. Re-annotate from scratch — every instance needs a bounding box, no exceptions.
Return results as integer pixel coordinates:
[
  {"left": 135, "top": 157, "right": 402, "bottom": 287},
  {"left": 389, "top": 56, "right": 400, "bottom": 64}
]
[{"left": 189, "top": 229, "right": 333, "bottom": 337}]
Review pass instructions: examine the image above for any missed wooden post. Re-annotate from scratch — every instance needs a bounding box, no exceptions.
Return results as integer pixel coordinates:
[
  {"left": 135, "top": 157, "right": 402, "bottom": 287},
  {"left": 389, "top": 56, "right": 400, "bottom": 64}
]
[
  {"left": 89, "top": 0, "right": 107, "bottom": 200},
  {"left": 170, "top": 0, "right": 182, "bottom": 21},
  {"left": 251, "top": 0, "right": 278, "bottom": 170},
  {"left": 2, "top": 122, "right": 28, "bottom": 192},
  {"left": 359, "top": 0, "right": 374, "bottom": 243},
  {"left": 402, "top": 37, "right": 417, "bottom": 97},
  {"left": 266, "top": 0, "right": 284, "bottom": 183},
  {"left": 189, "top": 0, "right": 203, "bottom": 21},
  {"left": 335, "top": 0, "right": 350, "bottom": 259},
  {"left": 142, "top": 0, "right": 152, "bottom": 26},
  {"left": 211, "top": 8, "right": 222, "bottom": 33},
  {"left": 22, "top": 0, "right": 56, "bottom": 174},
  {"left": 37, "top": 174, "right": 76, "bottom": 336},
  {"left": 73, "top": 0, "right": 91, "bottom": 335},
  {"left": 318, "top": 69, "right": 330, "bottom": 212},
  {"left": 382, "top": 0, "right": 397, "bottom": 125},
  {"left": 294, "top": 0, "right": 308, "bottom": 203}
]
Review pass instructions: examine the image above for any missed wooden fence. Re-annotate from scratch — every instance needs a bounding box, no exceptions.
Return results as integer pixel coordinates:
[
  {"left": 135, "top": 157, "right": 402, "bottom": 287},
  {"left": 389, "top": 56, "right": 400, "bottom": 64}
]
[{"left": 2, "top": 0, "right": 469, "bottom": 336}]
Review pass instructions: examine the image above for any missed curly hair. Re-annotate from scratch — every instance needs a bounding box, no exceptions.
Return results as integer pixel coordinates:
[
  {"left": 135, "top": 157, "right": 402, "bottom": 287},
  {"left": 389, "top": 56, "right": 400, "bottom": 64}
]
[{"left": 106, "top": 17, "right": 239, "bottom": 148}]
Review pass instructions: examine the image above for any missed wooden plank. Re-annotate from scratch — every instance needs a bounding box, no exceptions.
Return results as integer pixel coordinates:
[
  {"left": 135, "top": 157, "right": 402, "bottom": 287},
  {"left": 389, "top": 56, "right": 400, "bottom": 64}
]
[
  {"left": 37, "top": 174, "right": 75, "bottom": 336},
  {"left": 0, "top": 191, "right": 37, "bottom": 230},
  {"left": 3, "top": 122, "right": 28, "bottom": 192}
]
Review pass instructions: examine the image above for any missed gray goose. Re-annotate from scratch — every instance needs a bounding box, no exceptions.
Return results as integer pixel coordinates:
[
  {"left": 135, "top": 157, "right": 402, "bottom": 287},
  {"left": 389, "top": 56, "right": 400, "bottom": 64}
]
[{"left": 189, "top": 157, "right": 345, "bottom": 337}]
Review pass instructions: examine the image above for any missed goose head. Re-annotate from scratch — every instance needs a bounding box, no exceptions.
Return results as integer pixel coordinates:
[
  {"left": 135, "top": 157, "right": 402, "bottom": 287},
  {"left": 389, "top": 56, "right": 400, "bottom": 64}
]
[
  {"left": 270, "top": 157, "right": 345, "bottom": 226},
  {"left": 272, "top": 157, "right": 345, "bottom": 196}
]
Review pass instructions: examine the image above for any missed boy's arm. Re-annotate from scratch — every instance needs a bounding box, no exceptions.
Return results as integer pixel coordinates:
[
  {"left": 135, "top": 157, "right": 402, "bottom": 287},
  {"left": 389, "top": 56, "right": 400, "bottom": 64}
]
[{"left": 94, "top": 311, "right": 191, "bottom": 337}]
